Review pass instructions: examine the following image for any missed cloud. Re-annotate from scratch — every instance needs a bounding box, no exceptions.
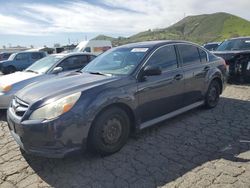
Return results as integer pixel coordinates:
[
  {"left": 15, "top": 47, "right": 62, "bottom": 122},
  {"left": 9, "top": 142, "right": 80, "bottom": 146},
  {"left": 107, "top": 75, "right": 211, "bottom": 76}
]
[{"left": 0, "top": 0, "right": 250, "bottom": 36}]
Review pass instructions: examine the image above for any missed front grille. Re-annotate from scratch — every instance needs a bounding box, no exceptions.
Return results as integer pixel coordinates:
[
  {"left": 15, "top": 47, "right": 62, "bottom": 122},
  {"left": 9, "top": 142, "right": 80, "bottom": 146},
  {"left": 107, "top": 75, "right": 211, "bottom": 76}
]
[{"left": 11, "top": 97, "right": 29, "bottom": 117}]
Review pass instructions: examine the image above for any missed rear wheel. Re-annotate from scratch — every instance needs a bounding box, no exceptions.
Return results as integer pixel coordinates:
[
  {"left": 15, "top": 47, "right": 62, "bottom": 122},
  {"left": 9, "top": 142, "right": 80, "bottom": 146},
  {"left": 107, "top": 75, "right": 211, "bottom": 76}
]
[
  {"left": 87, "top": 107, "right": 130, "bottom": 155},
  {"left": 2, "top": 66, "right": 16, "bottom": 74},
  {"left": 204, "top": 80, "right": 220, "bottom": 108}
]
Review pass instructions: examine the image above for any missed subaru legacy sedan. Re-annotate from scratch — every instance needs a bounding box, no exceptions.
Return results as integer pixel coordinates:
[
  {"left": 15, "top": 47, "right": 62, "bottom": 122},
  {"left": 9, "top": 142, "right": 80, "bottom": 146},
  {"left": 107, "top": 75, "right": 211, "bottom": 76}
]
[
  {"left": 0, "top": 52, "right": 96, "bottom": 109},
  {"left": 7, "top": 41, "right": 227, "bottom": 158}
]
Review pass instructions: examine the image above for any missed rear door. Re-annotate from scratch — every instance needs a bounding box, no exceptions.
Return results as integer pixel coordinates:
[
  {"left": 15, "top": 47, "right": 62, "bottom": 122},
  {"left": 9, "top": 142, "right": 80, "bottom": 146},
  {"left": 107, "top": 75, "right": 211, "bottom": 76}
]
[
  {"left": 177, "top": 44, "right": 209, "bottom": 106},
  {"left": 137, "top": 45, "right": 185, "bottom": 124},
  {"left": 31, "top": 52, "right": 43, "bottom": 65}
]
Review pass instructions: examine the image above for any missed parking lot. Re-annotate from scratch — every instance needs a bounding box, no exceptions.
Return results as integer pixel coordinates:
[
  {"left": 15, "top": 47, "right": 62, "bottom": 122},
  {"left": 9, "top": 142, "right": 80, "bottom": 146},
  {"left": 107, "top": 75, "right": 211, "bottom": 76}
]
[{"left": 0, "top": 84, "right": 249, "bottom": 188}]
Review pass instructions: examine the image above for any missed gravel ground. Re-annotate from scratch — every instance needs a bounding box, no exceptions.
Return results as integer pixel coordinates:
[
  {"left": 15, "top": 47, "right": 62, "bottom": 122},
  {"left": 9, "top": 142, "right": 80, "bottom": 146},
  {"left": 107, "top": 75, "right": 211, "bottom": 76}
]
[{"left": 0, "top": 84, "right": 250, "bottom": 188}]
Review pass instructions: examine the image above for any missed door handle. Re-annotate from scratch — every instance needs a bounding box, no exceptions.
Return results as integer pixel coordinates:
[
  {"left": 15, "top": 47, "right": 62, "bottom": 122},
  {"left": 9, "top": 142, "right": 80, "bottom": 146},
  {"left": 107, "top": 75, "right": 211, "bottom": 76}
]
[{"left": 174, "top": 74, "right": 183, "bottom": 81}]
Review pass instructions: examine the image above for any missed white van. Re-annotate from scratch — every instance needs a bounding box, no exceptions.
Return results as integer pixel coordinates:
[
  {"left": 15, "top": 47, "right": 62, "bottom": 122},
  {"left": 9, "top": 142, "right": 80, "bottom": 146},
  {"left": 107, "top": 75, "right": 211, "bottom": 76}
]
[{"left": 74, "top": 40, "right": 112, "bottom": 56}]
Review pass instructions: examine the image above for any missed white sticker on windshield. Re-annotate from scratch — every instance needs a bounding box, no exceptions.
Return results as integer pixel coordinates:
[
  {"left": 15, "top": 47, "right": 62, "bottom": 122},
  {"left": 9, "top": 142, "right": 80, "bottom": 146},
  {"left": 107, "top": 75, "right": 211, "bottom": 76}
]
[
  {"left": 131, "top": 48, "right": 149, "bottom": 52},
  {"left": 245, "top": 40, "right": 250, "bottom": 43}
]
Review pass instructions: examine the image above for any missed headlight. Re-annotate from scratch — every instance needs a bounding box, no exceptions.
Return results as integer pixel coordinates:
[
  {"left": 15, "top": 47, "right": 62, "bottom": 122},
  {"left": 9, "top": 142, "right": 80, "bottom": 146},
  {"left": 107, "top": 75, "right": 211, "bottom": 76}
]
[
  {"left": 29, "top": 92, "right": 81, "bottom": 120},
  {"left": 0, "top": 85, "right": 12, "bottom": 92}
]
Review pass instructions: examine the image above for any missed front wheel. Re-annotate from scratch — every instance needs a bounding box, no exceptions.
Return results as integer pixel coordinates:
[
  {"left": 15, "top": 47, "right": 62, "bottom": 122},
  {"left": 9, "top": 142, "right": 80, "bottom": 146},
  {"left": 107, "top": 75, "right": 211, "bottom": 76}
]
[
  {"left": 87, "top": 107, "right": 130, "bottom": 155},
  {"left": 204, "top": 81, "right": 220, "bottom": 108}
]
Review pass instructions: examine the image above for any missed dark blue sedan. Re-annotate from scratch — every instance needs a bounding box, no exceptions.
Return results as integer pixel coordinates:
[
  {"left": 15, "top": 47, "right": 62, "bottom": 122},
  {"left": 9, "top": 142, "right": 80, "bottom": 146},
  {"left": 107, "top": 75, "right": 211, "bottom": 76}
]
[{"left": 7, "top": 40, "right": 227, "bottom": 158}]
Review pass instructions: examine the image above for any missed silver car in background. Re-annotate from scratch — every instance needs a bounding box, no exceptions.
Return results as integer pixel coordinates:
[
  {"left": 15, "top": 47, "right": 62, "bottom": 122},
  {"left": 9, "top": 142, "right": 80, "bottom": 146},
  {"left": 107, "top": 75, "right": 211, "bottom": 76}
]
[{"left": 0, "top": 52, "right": 96, "bottom": 109}]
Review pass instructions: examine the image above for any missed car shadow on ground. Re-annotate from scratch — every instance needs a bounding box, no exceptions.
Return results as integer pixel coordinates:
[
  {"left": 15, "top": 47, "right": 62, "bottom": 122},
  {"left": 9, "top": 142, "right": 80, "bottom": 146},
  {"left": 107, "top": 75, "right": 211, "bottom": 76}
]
[{"left": 3, "top": 97, "right": 250, "bottom": 188}]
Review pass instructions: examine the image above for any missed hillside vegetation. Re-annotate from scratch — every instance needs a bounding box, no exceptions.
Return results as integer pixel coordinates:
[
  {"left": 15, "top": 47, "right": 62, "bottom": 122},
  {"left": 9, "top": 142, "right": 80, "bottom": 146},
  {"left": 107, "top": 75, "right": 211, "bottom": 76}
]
[{"left": 92, "top": 12, "right": 250, "bottom": 46}]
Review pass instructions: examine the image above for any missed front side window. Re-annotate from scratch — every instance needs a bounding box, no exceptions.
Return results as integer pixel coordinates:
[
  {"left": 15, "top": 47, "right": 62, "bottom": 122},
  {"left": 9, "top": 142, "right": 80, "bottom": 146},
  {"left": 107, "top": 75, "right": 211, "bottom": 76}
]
[
  {"left": 16, "top": 53, "right": 29, "bottom": 61},
  {"left": 83, "top": 47, "right": 148, "bottom": 75},
  {"left": 178, "top": 44, "right": 201, "bottom": 66},
  {"left": 147, "top": 45, "right": 177, "bottom": 70},
  {"left": 58, "top": 55, "right": 89, "bottom": 71}
]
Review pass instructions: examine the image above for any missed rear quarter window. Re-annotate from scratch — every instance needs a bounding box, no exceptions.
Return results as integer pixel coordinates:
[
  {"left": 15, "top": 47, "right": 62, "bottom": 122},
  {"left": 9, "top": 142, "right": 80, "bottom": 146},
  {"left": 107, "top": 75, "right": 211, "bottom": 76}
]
[{"left": 198, "top": 48, "right": 208, "bottom": 63}]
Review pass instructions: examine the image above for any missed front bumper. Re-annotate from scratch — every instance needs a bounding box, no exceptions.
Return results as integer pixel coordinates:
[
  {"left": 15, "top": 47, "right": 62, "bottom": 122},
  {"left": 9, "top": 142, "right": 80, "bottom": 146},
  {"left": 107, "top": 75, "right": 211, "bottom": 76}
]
[
  {"left": 0, "top": 93, "right": 13, "bottom": 109},
  {"left": 7, "top": 107, "right": 89, "bottom": 158}
]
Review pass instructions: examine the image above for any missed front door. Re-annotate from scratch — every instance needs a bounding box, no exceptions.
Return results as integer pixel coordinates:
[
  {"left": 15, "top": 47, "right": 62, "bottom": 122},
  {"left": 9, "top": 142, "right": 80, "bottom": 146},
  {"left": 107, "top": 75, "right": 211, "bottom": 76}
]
[
  {"left": 137, "top": 45, "right": 185, "bottom": 124},
  {"left": 15, "top": 53, "right": 30, "bottom": 70}
]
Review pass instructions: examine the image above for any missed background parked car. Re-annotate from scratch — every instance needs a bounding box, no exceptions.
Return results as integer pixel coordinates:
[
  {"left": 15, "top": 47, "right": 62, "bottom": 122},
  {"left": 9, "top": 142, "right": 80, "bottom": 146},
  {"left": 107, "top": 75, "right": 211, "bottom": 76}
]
[
  {"left": 203, "top": 42, "right": 221, "bottom": 51},
  {"left": 73, "top": 40, "right": 112, "bottom": 55},
  {"left": 0, "top": 52, "right": 13, "bottom": 61},
  {"left": 0, "top": 51, "right": 46, "bottom": 74},
  {"left": 7, "top": 40, "right": 227, "bottom": 158},
  {"left": 0, "top": 52, "right": 96, "bottom": 109},
  {"left": 213, "top": 36, "right": 250, "bottom": 83}
]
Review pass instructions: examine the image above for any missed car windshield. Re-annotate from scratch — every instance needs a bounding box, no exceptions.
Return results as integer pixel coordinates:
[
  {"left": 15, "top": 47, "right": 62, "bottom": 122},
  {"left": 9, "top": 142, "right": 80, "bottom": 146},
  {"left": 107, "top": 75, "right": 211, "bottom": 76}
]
[
  {"left": 216, "top": 38, "right": 250, "bottom": 51},
  {"left": 82, "top": 47, "right": 148, "bottom": 75},
  {"left": 8, "top": 53, "right": 17, "bottom": 60},
  {"left": 25, "top": 55, "right": 63, "bottom": 74}
]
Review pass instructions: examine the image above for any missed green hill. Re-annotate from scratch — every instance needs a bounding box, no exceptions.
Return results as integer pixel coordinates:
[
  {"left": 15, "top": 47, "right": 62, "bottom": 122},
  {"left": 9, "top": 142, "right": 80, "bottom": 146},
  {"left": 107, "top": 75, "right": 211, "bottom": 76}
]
[{"left": 92, "top": 12, "right": 250, "bottom": 45}]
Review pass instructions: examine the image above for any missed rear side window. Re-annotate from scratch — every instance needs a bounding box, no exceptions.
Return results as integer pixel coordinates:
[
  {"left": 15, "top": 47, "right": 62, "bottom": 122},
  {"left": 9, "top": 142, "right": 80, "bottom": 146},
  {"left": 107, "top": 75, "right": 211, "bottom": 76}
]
[
  {"left": 58, "top": 55, "right": 89, "bottom": 71},
  {"left": 90, "top": 55, "right": 96, "bottom": 61},
  {"left": 31, "top": 53, "right": 42, "bottom": 60},
  {"left": 198, "top": 48, "right": 208, "bottom": 63},
  {"left": 147, "top": 45, "right": 178, "bottom": 70},
  {"left": 178, "top": 44, "right": 201, "bottom": 66}
]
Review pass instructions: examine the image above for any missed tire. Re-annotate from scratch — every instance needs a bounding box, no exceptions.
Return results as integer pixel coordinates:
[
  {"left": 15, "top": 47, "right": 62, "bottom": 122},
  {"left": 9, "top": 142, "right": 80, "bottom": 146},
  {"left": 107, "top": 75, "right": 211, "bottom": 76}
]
[
  {"left": 204, "top": 80, "right": 220, "bottom": 109},
  {"left": 87, "top": 107, "right": 130, "bottom": 155},
  {"left": 2, "top": 66, "right": 16, "bottom": 74}
]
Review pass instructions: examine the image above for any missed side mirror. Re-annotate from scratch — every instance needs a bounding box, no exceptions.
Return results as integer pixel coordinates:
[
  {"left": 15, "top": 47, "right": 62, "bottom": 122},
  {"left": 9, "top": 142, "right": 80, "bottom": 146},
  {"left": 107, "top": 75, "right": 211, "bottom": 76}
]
[
  {"left": 143, "top": 65, "right": 162, "bottom": 76},
  {"left": 52, "top": 67, "right": 63, "bottom": 74}
]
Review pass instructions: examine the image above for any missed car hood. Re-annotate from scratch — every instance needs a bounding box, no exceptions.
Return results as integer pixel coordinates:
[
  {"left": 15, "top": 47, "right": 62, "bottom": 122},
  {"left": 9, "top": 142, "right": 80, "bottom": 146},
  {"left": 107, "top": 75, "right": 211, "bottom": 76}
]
[
  {"left": 0, "top": 71, "right": 38, "bottom": 86},
  {"left": 213, "top": 50, "right": 250, "bottom": 60},
  {"left": 16, "top": 72, "right": 120, "bottom": 104}
]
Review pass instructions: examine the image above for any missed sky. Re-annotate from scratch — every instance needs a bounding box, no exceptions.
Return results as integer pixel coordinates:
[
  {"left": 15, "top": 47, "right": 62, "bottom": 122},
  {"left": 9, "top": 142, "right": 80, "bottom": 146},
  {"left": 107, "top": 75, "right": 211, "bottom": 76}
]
[{"left": 0, "top": 0, "right": 250, "bottom": 48}]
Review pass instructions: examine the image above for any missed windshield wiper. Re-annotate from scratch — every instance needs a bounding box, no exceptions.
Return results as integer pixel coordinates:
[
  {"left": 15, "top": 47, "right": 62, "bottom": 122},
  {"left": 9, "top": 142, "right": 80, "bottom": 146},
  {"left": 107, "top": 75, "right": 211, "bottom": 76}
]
[
  {"left": 87, "top": 71, "right": 112, "bottom": 76},
  {"left": 26, "top": 70, "right": 39, "bottom": 74}
]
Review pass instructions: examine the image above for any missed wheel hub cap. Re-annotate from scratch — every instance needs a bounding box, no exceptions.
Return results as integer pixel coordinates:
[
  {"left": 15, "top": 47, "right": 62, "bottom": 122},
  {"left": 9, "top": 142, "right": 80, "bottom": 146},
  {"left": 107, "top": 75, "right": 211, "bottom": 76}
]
[{"left": 102, "top": 117, "right": 122, "bottom": 145}]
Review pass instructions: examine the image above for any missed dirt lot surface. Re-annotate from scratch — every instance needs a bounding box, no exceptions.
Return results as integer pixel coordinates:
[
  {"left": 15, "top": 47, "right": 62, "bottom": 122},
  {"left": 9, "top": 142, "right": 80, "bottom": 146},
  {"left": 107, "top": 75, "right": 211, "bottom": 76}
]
[{"left": 0, "top": 84, "right": 250, "bottom": 188}]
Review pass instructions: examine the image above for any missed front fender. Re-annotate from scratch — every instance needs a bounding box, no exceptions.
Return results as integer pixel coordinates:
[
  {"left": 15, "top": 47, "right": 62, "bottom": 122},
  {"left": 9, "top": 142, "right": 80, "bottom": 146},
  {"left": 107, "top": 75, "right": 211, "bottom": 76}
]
[
  {"left": 1, "top": 61, "right": 14, "bottom": 68},
  {"left": 77, "top": 84, "right": 138, "bottom": 138}
]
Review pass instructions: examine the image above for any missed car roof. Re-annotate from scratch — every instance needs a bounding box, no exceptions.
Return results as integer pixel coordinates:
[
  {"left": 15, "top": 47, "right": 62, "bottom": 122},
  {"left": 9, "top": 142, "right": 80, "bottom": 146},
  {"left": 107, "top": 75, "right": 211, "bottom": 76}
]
[
  {"left": 228, "top": 36, "right": 250, "bottom": 40},
  {"left": 117, "top": 40, "right": 199, "bottom": 49},
  {"left": 204, "top": 42, "right": 221, "bottom": 45}
]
